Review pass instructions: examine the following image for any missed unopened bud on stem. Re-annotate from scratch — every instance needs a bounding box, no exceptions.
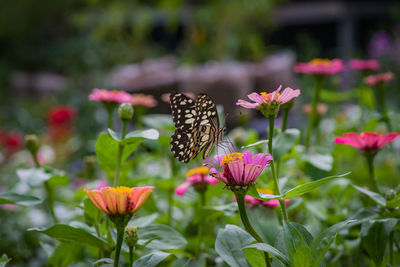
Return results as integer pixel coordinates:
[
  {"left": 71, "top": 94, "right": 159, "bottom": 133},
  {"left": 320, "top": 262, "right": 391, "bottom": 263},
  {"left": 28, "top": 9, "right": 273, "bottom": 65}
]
[{"left": 118, "top": 103, "right": 134, "bottom": 121}]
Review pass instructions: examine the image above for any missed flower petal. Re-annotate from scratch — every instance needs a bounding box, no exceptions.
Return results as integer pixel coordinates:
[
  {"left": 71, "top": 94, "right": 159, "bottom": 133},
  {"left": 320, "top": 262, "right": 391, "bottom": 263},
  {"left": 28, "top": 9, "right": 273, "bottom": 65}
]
[
  {"left": 247, "top": 93, "right": 265, "bottom": 104},
  {"left": 242, "top": 151, "right": 253, "bottom": 164},
  {"left": 84, "top": 189, "right": 109, "bottom": 214},
  {"left": 175, "top": 182, "right": 191, "bottom": 196},
  {"left": 377, "top": 133, "right": 400, "bottom": 149},
  {"left": 101, "top": 188, "right": 118, "bottom": 215},
  {"left": 228, "top": 160, "right": 245, "bottom": 184},
  {"left": 128, "top": 186, "right": 154, "bottom": 213},
  {"left": 236, "top": 99, "right": 259, "bottom": 109},
  {"left": 243, "top": 164, "right": 262, "bottom": 184},
  {"left": 205, "top": 176, "right": 219, "bottom": 185}
]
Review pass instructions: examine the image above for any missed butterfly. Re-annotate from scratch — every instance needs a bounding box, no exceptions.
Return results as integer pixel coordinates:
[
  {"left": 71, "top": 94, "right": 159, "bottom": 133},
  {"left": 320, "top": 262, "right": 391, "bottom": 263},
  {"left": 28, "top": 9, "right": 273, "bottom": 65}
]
[{"left": 170, "top": 92, "right": 225, "bottom": 163}]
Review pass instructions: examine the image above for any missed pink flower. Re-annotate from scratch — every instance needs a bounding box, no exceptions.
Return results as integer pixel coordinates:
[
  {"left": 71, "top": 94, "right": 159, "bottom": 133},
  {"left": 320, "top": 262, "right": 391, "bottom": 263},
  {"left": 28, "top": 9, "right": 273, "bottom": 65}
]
[
  {"left": 130, "top": 93, "right": 158, "bottom": 108},
  {"left": 47, "top": 105, "right": 77, "bottom": 142},
  {"left": 302, "top": 103, "right": 328, "bottom": 116},
  {"left": 84, "top": 186, "right": 154, "bottom": 215},
  {"left": 236, "top": 86, "right": 301, "bottom": 109},
  {"left": 335, "top": 132, "right": 400, "bottom": 155},
  {"left": 209, "top": 152, "right": 273, "bottom": 187},
  {"left": 364, "top": 72, "right": 394, "bottom": 86},
  {"left": 349, "top": 59, "right": 380, "bottom": 71},
  {"left": 294, "top": 58, "right": 344, "bottom": 75},
  {"left": 175, "top": 166, "right": 219, "bottom": 196},
  {"left": 88, "top": 88, "right": 132, "bottom": 103}
]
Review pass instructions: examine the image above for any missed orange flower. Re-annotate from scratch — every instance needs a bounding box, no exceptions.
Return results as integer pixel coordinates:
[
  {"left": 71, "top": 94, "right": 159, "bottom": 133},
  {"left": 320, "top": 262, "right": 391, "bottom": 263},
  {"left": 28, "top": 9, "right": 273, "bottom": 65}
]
[{"left": 84, "top": 186, "right": 154, "bottom": 215}]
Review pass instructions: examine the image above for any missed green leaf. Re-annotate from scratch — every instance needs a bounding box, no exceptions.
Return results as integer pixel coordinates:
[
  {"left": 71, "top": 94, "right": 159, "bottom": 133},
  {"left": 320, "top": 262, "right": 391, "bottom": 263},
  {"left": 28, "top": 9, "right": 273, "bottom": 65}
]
[
  {"left": 129, "top": 213, "right": 158, "bottom": 227},
  {"left": 133, "top": 251, "right": 171, "bottom": 267},
  {"left": 124, "top": 129, "right": 159, "bottom": 143},
  {"left": 95, "top": 133, "right": 141, "bottom": 172},
  {"left": 352, "top": 184, "right": 386, "bottom": 206},
  {"left": 282, "top": 173, "right": 350, "bottom": 199},
  {"left": 28, "top": 224, "right": 112, "bottom": 252},
  {"left": 292, "top": 246, "right": 311, "bottom": 267},
  {"left": 215, "top": 224, "right": 253, "bottom": 267},
  {"left": 0, "top": 254, "right": 11, "bottom": 267},
  {"left": 16, "top": 168, "right": 52, "bottom": 186},
  {"left": 138, "top": 224, "right": 187, "bottom": 250},
  {"left": 0, "top": 192, "right": 41, "bottom": 206},
  {"left": 310, "top": 220, "right": 356, "bottom": 267},
  {"left": 358, "top": 86, "right": 375, "bottom": 110},
  {"left": 142, "top": 114, "right": 174, "bottom": 130},
  {"left": 283, "top": 222, "right": 313, "bottom": 262},
  {"left": 83, "top": 198, "right": 101, "bottom": 225},
  {"left": 303, "top": 153, "right": 333, "bottom": 171},
  {"left": 247, "top": 186, "right": 280, "bottom": 201},
  {"left": 320, "top": 89, "right": 357, "bottom": 102},
  {"left": 107, "top": 128, "right": 121, "bottom": 142},
  {"left": 361, "top": 219, "right": 398, "bottom": 266},
  {"left": 244, "top": 246, "right": 266, "bottom": 267},
  {"left": 273, "top": 129, "right": 300, "bottom": 161},
  {"left": 245, "top": 243, "right": 291, "bottom": 266},
  {"left": 48, "top": 242, "right": 82, "bottom": 267}
]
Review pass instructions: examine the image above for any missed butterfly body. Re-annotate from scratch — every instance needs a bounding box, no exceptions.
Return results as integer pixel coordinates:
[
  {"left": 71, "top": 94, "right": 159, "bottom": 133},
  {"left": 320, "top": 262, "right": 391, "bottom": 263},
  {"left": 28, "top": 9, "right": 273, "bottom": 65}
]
[{"left": 170, "top": 93, "right": 225, "bottom": 163}]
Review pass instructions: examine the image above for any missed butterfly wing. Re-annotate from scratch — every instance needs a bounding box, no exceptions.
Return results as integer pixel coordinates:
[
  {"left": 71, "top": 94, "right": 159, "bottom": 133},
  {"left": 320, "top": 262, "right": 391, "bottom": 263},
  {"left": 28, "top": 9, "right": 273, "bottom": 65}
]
[
  {"left": 170, "top": 93, "right": 197, "bottom": 163},
  {"left": 191, "top": 94, "right": 221, "bottom": 160}
]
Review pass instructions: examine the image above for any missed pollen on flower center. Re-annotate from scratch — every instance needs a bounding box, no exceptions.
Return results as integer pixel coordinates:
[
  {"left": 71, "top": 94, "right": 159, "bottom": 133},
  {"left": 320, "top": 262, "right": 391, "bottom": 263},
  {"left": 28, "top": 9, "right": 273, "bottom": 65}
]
[
  {"left": 221, "top": 152, "right": 244, "bottom": 165},
  {"left": 257, "top": 188, "right": 274, "bottom": 194},
  {"left": 186, "top": 166, "right": 209, "bottom": 177},
  {"left": 310, "top": 58, "right": 331, "bottom": 65},
  {"left": 108, "top": 186, "right": 132, "bottom": 194},
  {"left": 260, "top": 92, "right": 280, "bottom": 102}
]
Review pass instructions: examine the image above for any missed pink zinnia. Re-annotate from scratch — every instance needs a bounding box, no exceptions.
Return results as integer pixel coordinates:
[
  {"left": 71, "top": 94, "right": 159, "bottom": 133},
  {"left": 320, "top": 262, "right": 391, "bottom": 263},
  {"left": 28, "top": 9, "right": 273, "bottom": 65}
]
[
  {"left": 84, "top": 186, "right": 154, "bottom": 215},
  {"left": 294, "top": 58, "right": 344, "bottom": 75},
  {"left": 364, "top": 72, "right": 394, "bottom": 86},
  {"left": 209, "top": 151, "right": 273, "bottom": 187},
  {"left": 88, "top": 88, "right": 132, "bottom": 103},
  {"left": 349, "top": 59, "right": 380, "bottom": 71},
  {"left": 335, "top": 132, "right": 400, "bottom": 155},
  {"left": 175, "top": 166, "right": 219, "bottom": 196},
  {"left": 130, "top": 93, "right": 158, "bottom": 108},
  {"left": 236, "top": 86, "right": 301, "bottom": 109}
]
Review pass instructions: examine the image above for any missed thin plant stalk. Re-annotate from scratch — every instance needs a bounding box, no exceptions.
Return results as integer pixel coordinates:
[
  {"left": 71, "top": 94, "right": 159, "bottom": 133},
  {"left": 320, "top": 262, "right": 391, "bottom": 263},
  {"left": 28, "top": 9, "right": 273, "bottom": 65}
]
[
  {"left": 30, "top": 147, "right": 59, "bottom": 223},
  {"left": 234, "top": 191, "right": 272, "bottom": 267},
  {"left": 113, "top": 120, "right": 128, "bottom": 187},
  {"left": 281, "top": 107, "right": 289, "bottom": 132},
  {"left": 376, "top": 84, "right": 392, "bottom": 131},
  {"left": 167, "top": 155, "right": 178, "bottom": 225},
  {"left": 114, "top": 223, "right": 125, "bottom": 267},
  {"left": 305, "top": 77, "right": 324, "bottom": 149},
  {"left": 365, "top": 154, "right": 379, "bottom": 193},
  {"left": 389, "top": 232, "right": 394, "bottom": 265},
  {"left": 129, "top": 246, "right": 134, "bottom": 267},
  {"left": 195, "top": 189, "right": 206, "bottom": 258},
  {"left": 268, "top": 116, "right": 289, "bottom": 222}
]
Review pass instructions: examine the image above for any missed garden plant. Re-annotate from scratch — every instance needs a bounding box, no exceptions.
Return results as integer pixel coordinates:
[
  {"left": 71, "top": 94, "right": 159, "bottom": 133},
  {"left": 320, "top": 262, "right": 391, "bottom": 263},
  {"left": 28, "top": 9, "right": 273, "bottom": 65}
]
[{"left": 1, "top": 58, "right": 400, "bottom": 267}]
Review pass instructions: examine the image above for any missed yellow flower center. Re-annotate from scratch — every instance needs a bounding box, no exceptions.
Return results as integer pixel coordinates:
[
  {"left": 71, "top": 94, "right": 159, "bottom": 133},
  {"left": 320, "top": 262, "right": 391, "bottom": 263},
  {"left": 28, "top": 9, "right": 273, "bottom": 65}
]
[
  {"left": 186, "top": 166, "right": 209, "bottom": 177},
  {"left": 257, "top": 188, "right": 274, "bottom": 194},
  {"left": 221, "top": 152, "right": 243, "bottom": 165},
  {"left": 260, "top": 92, "right": 280, "bottom": 102},
  {"left": 108, "top": 186, "right": 132, "bottom": 194},
  {"left": 310, "top": 58, "right": 331, "bottom": 65}
]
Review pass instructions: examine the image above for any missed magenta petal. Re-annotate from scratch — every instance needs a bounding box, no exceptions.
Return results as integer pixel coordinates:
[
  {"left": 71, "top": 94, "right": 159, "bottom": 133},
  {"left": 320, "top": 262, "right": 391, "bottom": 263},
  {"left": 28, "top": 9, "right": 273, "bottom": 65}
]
[
  {"left": 175, "top": 182, "right": 191, "bottom": 196},
  {"left": 377, "top": 133, "right": 400, "bottom": 148},
  {"left": 242, "top": 151, "right": 253, "bottom": 164},
  {"left": 253, "top": 153, "right": 273, "bottom": 168},
  {"left": 247, "top": 93, "right": 265, "bottom": 104},
  {"left": 205, "top": 176, "right": 219, "bottom": 185},
  {"left": 214, "top": 154, "right": 226, "bottom": 165},
  {"left": 236, "top": 100, "right": 259, "bottom": 109},
  {"left": 228, "top": 160, "right": 244, "bottom": 184},
  {"left": 243, "top": 164, "right": 262, "bottom": 184}
]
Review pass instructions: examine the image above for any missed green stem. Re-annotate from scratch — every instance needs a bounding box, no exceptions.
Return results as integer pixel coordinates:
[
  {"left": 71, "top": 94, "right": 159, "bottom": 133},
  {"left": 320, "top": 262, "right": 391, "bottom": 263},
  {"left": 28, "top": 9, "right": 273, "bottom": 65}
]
[
  {"left": 195, "top": 190, "right": 206, "bottom": 258},
  {"left": 281, "top": 107, "right": 289, "bottom": 133},
  {"left": 268, "top": 116, "right": 288, "bottom": 222},
  {"left": 305, "top": 76, "right": 324, "bottom": 149},
  {"left": 167, "top": 156, "right": 178, "bottom": 225},
  {"left": 234, "top": 191, "right": 271, "bottom": 267},
  {"left": 389, "top": 231, "right": 394, "bottom": 265},
  {"left": 129, "top": 246, "right": 134, "bottom": 267},
  {"left": 114, "top": 224, "right": 125, "bottom": 267},
  {"left": 113, "top": 120, "right": 128, "bottom": 187},
  {"left": 44, "top": 181, "right": 58, "bottom": 223},
  {"left": 365, "top": 154, "right": 379, "bottom": 193},
  {"left": 377, "top": 84, "right": 392, "bottom": 131}
]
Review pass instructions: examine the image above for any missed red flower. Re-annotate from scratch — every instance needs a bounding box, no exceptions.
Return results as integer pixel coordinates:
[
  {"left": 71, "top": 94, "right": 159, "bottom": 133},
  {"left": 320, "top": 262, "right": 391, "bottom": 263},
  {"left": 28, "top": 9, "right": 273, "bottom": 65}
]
[{"left": 47, "top": 105, "right": 77, "bottom": 142}]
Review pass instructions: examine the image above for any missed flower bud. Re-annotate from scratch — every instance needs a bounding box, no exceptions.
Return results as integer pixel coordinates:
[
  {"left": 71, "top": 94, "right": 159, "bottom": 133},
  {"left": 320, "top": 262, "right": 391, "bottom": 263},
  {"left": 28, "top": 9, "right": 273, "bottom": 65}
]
[
  {"left": 259, "top": 102, "right": 280, "bottom": 118},
  {"left": 118, "top": 103, "right": 134, "bottom": 120},
  {"left": 386, "top": 189, "right": 396, "bottom": 201},
  {"left": 25, "top": 135, "right": 39, "bottom": 155},
  {"left": 124, "top": 226, "right": 139, "bottom": 247}
]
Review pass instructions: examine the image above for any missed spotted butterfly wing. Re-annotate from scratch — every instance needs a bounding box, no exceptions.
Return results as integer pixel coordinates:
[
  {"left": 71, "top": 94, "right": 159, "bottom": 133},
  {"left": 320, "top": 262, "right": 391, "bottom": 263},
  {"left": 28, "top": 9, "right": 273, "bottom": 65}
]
[{"left": 170, "top": 93, "right": 224, "bottom": 163}]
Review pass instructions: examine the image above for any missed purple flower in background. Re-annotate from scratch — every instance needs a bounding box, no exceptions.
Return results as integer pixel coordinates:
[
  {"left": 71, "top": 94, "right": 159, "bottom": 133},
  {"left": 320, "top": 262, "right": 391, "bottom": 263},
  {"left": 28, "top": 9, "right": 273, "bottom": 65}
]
[{"left": 368, "top": 31, "right": 392, "bottom": 58}]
